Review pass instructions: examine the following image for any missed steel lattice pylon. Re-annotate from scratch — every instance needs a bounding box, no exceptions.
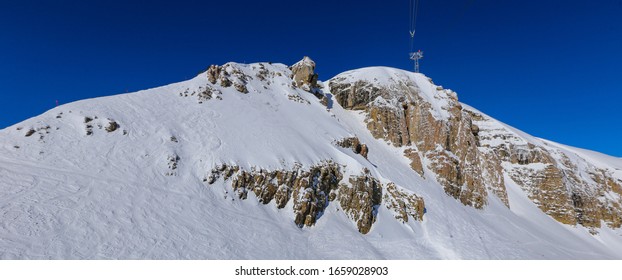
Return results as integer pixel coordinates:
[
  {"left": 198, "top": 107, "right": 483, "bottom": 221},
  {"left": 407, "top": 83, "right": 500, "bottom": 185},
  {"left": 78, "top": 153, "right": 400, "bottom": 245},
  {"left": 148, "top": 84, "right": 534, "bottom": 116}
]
[{"left": 410, "top": 50, "right": 423, "bottom": 73}]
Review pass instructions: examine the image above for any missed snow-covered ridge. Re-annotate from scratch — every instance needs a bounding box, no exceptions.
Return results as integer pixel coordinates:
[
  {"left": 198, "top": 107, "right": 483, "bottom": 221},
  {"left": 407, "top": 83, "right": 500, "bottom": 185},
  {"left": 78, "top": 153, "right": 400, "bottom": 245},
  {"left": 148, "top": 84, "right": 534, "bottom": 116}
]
[
  {"left": 462, "top": 102, "right": 622, "bottom": 179},
  {"left": 1, "top": 62, "right": 355, "bottom": 171},
  {"left": 1, "top": 58, "right": 622, "bottom": 259}
]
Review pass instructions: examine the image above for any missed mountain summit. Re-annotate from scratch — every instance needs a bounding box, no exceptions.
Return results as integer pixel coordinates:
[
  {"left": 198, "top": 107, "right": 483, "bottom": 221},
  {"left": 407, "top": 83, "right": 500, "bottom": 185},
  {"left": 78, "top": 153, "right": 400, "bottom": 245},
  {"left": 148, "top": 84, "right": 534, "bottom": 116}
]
[{"left": 1, "top": 57, "right": 621, "bottom": 259}]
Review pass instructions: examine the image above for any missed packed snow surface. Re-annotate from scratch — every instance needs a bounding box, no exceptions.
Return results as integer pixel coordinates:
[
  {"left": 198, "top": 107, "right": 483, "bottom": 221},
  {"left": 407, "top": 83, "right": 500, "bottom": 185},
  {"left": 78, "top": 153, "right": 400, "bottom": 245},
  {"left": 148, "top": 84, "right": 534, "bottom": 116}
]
[{"left": 1, "top": 63, "right": 621, "bottom": 259}]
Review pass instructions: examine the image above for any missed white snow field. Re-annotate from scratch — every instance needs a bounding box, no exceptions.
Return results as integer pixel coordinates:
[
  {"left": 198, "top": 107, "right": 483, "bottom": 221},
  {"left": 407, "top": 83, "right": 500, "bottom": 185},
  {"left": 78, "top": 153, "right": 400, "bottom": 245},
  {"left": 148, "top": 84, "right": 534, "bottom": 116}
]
[{"left": 1, "top": 62, "right": 621, "bottom": 259}]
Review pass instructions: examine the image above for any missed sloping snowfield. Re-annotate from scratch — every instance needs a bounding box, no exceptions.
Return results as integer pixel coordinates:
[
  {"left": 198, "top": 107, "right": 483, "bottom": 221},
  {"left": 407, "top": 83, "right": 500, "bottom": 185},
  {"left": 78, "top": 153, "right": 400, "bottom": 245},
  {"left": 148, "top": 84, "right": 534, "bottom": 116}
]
[{"left": 1, "top": 63, "right": 621, "bottom": 259}]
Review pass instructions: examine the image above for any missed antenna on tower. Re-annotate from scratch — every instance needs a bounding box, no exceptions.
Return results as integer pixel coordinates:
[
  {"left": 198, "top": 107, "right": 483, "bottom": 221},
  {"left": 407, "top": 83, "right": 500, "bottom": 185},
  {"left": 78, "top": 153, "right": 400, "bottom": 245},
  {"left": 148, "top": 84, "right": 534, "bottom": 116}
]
[
  {"left": 409, "top": 0, "right": 423, "bottom": 73},
  {"left": 410, "top": 50, "right": 423, "bottom": 73}
]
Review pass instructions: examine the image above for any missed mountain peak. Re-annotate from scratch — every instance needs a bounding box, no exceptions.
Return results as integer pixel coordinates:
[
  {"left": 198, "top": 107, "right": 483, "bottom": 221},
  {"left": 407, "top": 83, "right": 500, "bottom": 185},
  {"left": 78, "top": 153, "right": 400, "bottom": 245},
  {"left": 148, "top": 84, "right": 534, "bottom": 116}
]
[
  {"left": 293, "top": 56, "right": 316, "bottom": 68},
  {"left": 1, "top": 59, "right": 622, "bottom": 259}
]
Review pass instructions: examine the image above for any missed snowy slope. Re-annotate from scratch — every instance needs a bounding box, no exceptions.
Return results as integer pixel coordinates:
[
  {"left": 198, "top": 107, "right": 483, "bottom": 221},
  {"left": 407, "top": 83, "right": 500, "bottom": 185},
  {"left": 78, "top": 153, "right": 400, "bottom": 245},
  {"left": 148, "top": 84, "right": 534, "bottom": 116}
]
[{"left": 1, "top": 62, "right": 621, "bottom": 259}]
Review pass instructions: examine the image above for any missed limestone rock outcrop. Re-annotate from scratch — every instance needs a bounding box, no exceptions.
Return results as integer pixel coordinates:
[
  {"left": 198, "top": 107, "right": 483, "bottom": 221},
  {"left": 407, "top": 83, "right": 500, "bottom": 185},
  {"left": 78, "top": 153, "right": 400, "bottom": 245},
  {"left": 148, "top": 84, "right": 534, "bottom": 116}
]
[
  {"left": 337, "top": 169, "right": 383, "bottom": 234},
  {"left": 466, "top": 102, "right": 622, "bottom": 231},
  {"left": 290, "top": 56, "right": 318, "bottom": 91},
  {"left": 383, "top": 183, "right": 425, "bottom": 223},
  {"left": 186, "top": 61, "right": 622, "bottom": 233},
  {"left": 206, "top": 65, "right": 221, "bottom": 84},
  {"left": 404, "top": 148, "right": 424, "bottom": 176},
  {"left": 336, "top": 137, "right": 369, "bottom": 159},
  {"left": 206, "top": 63, "right": 251, "bottom": 94},
  {"left": 329, "top": 72, "right": 495, "bottom": 209},
  {"left": 205, "top": 162, "right": 424, "bottom": 233},
  {"left": 329, "top": 68, "right": 622, "bottom": 232}
]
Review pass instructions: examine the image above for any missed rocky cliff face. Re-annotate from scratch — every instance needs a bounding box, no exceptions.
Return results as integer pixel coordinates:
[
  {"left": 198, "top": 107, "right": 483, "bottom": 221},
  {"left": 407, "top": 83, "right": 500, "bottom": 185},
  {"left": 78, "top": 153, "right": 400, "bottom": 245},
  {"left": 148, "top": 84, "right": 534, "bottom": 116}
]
[
  {"left": 471, "top": 109, "right": 622, "bottom": 230},
  {"left": 290, "top": 56, "right": 318, "bottom": 91},
  {"left": 383, "top": 183, "right": 425, "bottom": 223},
  {"left": 329, "top": 67, "right": 622, "bottom": 232},
  {"left": 159, "top": 58, "right": 622, "bottom": 233},
  {"left": 204, "top": 162, "right": 424, "bottom": 234},
  {"left": 329, "top": 70, "right": 499, "bottom": 210}
]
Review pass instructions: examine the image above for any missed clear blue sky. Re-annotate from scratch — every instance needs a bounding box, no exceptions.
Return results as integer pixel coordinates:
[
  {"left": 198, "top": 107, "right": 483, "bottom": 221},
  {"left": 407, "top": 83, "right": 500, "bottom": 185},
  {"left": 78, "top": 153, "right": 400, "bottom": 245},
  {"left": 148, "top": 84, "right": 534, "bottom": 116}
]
[{"left": 1, "top": 0, "right": 621, "bottom": 156}]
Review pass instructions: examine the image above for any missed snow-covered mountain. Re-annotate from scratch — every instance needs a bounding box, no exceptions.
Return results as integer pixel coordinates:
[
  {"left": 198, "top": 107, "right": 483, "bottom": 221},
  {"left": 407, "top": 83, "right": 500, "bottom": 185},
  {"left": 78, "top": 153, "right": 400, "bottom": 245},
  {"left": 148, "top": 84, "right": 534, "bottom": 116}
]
[{"left": 1, "top": 57, "right": 621, "bottom": 259}]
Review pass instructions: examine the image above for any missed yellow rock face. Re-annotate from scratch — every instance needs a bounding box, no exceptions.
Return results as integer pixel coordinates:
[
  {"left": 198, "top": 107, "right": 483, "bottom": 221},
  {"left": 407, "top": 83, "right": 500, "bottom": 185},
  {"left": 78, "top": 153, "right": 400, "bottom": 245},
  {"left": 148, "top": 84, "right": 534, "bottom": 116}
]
[
  {"left": 330, "top": 74, "right": 622, "bottom": 232},
  {"left": 330, "top": 79, "right": 499, "bottom": 210},
  {"left": 290, "top": 56, "right": 318, "bottom": 89},
  {"left": 206, "top": 163, "right": 425, "bottom": 234},
  {"left": 338, "top": 170, "right": 383, "bottom": 234},
  {"left": 472, "top": 109, "right": 622, "bottom": 231},
  {"left": 404, "top": 148, "right": 424, "bottom": 177},
  {"left": 383, "top": 183, "right": 425, "bottom": 223}
]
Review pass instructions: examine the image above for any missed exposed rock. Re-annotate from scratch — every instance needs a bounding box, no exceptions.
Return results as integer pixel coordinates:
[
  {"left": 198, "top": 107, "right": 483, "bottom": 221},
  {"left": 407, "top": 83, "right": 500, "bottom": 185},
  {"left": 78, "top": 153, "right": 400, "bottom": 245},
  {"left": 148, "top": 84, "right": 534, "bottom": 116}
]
[
  {"left": 471, "top": 108, "right": 622, "bottom": 230},
  {"left": 105, "top": 120, "right": 119, "bottom": 132},
  {"left": 338, "top": 169, "right": 383, "bottom": 234},
  {"left": 25, "top": 129, "right": 36, "bottom": 137},
  {"left": 424, "top": 149, "right": 485, "bottom": 209},
  {"left": 384, "top": 183, "right": 425, "bottom": 223},
  {"left": 206, "top": 63, "right": 252, "bottom": 94},
  {"left": 336, "top": 137, "right": 361, "bottom": 152},
  {"left": 255, "top": 63, "right": 270, "bottom": 81},
  {"left": 337, "top": 137, "right": 359, "bottom": 152},
  {"left": 207, "top": 65, "right": 221, "bottom": 84},
  {"left": 360, "top": 144, "right": 369, "bottom": 159},
  {"left": 331, "top": 80, "right": 382, "bottom": 111},
  {"left": 330, "top": 76, "right": 490, "bottom": 209},
  {"left": 198, "top": 86, "right": 221, "bottom": 102},
  {"left": 290, "top": 165, "right": 342, "bottom": 227},
  {"left": 287, "top": 94, "right": 310, "bottom": 104},
  {"left": 165, "top": 154, "right": 180, "bottom": 176},
  {"left": 234, "top": 82, "right": 248, "bottom": 94},
  {"left": 471, "top": 123, "right": 480, "bottom": 137},
  {"left": 509, "top": 164, "right": 576, "bottom": 224},
  {"left": 205, "top": 162, "right": 423, "bottom": 234},
  {"left": 404, "top": 148, "right": 424, "bottom": 177},
  {"left": 219, "top": 76, "right": 232, "bottom": 88},
  {"left": 479, "top": 152, "right": 508, "bottom": 207},
  {"left": 335, "top": 137, "right": 368, "bottom": 158},
  {"left": 206, "top": 162, "right": 342, "bottom": 227},
  {"left": 290, "top": 56, "right": 318, "bottom": 90}
]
